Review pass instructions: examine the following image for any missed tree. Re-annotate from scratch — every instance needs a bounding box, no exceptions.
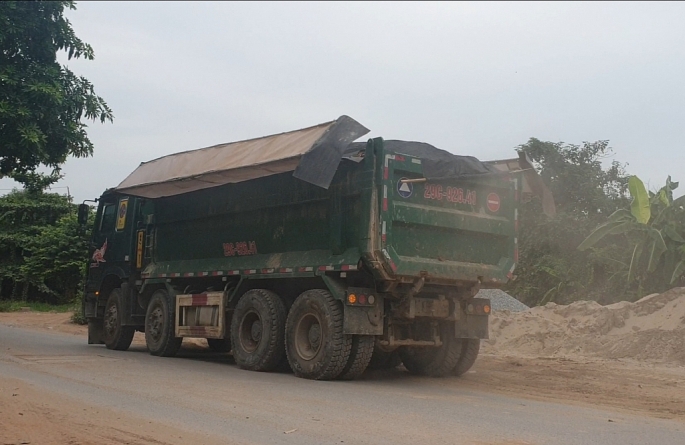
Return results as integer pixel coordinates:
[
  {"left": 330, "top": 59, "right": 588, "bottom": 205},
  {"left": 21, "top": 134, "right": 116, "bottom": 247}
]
[
  {"left": 579, "top": 176, "right": 685, "bottom": 295},
  {"left": 21, "top": 211, "right": 90, "bottom": 303},
  {"left": 0, "top": 184, "right": 72, "bottom": 301},
  {"left": 0, "top": 1, "right": 112, "bottom": 183},
  {"left": 505, "top": 138, "right": 633, "bottom": 306}
]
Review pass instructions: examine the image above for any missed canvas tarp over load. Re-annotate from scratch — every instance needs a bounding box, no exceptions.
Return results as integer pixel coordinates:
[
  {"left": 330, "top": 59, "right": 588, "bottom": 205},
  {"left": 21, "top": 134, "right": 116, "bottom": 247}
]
[
  {"left": 115, "top": 115, "right": 553, "bottom": 215},
  {"left": 115, "top": 115, "right": 370, "bottom": 198}
]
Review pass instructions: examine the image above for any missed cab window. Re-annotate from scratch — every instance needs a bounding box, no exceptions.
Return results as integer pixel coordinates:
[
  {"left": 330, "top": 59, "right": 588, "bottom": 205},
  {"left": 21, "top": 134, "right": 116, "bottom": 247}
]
[{"left": 100, "top": 203, "right": 117, "bottom": 232}]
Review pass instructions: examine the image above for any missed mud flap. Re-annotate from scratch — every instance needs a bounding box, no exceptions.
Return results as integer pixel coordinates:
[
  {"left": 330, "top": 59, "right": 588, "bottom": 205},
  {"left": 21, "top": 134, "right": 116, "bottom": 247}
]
[
  {"left": 84, "top": 294, "right": 98, "bottom": 318},
  {"left": 343, "top": 304, "right": 383, "bottom": 335},
  {"left": 87, "top": 319, "right": 105, "bottom": 345},
  {"left": 455, "top": 314, "right": 489, "bottom": 339}
]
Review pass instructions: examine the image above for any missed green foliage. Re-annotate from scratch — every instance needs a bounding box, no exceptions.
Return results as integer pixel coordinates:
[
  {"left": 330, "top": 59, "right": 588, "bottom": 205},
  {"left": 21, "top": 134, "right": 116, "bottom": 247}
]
[
  {"left": 0, "top": 300, "right": 75, "bottom": 313},
  {"left": 579, "top": 175, "right": 685, "bottom": 293},
  {"left": 70, "top": 304, "right": 87, "bottom": 324},
  {"left": 505, "top": 138, "right": 632, "bottom": 306},
  {"left": 0, "top": 1, "right": 113, "bottom": 182},
  {"left": 628, "top": 176, "right": 651, "bottom": 224},
  {"left": 0, "top": 185, "right": 90, "bottom": 305},
  {"left": 21, "top": 212, "right": 90, "bottom": 302}
]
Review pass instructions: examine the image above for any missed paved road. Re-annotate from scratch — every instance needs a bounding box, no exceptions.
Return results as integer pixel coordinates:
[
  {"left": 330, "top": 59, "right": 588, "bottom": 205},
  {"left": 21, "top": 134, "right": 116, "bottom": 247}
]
[{"left": 0, "top": 324, "right": 683, "bottom": 445}]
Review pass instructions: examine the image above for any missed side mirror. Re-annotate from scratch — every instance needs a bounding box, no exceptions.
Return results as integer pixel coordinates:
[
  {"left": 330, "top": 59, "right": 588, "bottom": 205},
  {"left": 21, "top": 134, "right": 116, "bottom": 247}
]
[{"left": 78, "top": 204, "right": 89, "bottom": 226}]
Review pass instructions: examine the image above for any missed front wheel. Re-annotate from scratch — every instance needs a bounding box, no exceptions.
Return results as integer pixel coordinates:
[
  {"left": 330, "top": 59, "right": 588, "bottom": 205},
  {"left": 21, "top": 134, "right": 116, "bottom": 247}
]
[
  {"left": 285, "top": 289, "right": 351, "bottom": 380},
  {"left": 102, "top": 288, "right": 135, "bottom": 351},
  {"left": 145, "top": 289, "right": 182, "bottom": 357}
]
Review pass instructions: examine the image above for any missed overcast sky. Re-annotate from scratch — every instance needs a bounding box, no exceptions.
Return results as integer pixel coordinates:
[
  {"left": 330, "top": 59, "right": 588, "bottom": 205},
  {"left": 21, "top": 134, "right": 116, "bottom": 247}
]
[{"left": 2, "top": 1, "right": 685, "bottom": 202}]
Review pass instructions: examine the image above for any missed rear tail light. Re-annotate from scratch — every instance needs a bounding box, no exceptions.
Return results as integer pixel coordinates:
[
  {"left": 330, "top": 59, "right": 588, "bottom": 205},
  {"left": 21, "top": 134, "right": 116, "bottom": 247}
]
[
  {"left": 346, "top": 292, "right": 376, "bottom": 306},
  {"left": 466, "top": 302, "right": 491, "bottom": 315}
]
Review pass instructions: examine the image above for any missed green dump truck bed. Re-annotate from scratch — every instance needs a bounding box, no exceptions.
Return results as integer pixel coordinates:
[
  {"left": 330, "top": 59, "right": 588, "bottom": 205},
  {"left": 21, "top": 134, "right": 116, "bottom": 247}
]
[{"left": 135, "top": 137, "right": 518, "bottom": 288}]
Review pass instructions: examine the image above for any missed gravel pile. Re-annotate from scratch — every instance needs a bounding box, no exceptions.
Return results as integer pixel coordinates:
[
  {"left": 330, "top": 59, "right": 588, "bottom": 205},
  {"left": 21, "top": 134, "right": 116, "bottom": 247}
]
[{"left": 476, "top": 289, "right": 529, "bottom": 312}]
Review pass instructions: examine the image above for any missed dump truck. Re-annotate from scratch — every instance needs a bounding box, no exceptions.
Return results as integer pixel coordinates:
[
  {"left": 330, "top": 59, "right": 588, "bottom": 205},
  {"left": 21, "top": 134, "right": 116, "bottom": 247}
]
[{"left": 81, "top": 116, "right": 549, "bottom": 380}]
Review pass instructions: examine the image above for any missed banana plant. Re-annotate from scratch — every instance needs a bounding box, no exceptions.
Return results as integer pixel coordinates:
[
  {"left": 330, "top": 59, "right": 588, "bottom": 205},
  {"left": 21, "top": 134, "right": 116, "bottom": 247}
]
[{"left": 579, "top": 176, "right": 685, "bottom": 285}]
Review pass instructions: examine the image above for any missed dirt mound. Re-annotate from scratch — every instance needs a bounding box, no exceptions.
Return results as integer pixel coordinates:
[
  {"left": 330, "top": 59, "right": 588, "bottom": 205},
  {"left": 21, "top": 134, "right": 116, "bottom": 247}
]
[{"left": 486, "top": 287, "right": 685, "bottom": 365}]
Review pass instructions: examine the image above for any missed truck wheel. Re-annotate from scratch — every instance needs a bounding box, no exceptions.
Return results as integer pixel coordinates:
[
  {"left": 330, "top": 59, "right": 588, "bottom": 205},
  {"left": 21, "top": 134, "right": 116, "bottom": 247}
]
[
  {"left": 145, "top": 289, "right": 182, "bottom": 357},
  {"left": 231, "top": 289, "right": 286, "bottom": 371},
  {"left": 102, "top": 288, "right": 135, "bottom": 351},
  {"left": 285, "top": 289, "right": 352, "bottom": 380},
  {"left": 453, "top": 339, "right": 480, "bottom": 377},
  {"left": 338, "top": 335, "right": 374, "bottom": 380},
  {"left": 398, "top": 323, "right": 461, "bottom": 377},
  {"left": 207, "top": 338, "right": 232, "bottom": 353},
  {"left": 367, "top": 347, "right": 402, "bottom": 370}
]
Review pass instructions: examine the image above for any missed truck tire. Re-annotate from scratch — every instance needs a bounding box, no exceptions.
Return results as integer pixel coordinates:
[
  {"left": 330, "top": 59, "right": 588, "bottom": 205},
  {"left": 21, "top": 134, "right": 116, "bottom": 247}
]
[
  {"left": 285, "top": 289, "right": 352, "bottom": 380},
  {"left": 231, "top": 289, "right": 286, "bottom": 372},
  {"left": 338, "top": 335, "right": 374, "bottom": 380},
  {"left": 453, "top": 339, "right": 480, "bottom": 377},
  {"left": 102, "top": 288, "right": 135, "bottom": 351},
  {"left": 207, "top": 338, "right": 232, "bottom": 353},
  {"left": 206, "top": 314, "right": 232, "bottom": 353},
  {"left": 367, "top": 347, "right": 402, "bottom": 371},
  {"left": 145, "top": 289, "right": 182, "bottom": 357},
  {"left": 398, "top": 323, "right": 461, "bottom": 377}
]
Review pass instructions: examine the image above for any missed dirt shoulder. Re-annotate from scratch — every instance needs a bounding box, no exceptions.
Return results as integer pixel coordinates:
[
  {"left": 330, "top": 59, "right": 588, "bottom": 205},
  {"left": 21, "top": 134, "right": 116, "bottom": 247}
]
[
  {"left": 2, "top": 311, "right": 684, "bottom": 422},
  {"left": 0, "top": 311, "right": 86, "bottom": 336},
  {"left": 461, "top": 353, "right": 685, "bottom": 421}
]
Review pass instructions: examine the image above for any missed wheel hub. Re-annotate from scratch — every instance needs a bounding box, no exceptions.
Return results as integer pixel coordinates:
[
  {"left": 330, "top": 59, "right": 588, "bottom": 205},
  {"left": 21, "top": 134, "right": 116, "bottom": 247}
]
[
  {"left": 147, "top": 306, "right": 164, "bottom": 342},
  {"left": 239, "top": 310, "right": 262, "bottom": 353},
  {"left": 294, "top": 313, "right": 323, "bottom": 361},
  {"left": 104, "top": 304, "right": 117, "bottom": 337},
  {"left": 308, "top": 324, "right": 321, "bottom": 349},
  {"left": 250, "top": 320, "right": 263, "bottom": 342}
]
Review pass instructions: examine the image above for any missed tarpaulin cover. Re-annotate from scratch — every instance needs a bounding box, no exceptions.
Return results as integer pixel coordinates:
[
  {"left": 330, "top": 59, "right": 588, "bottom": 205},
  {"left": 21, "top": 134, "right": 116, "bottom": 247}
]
[
  {"left": 115, "top": 116, "right": 369, "bottom": 198},
  {"left": 345, "top": 140, "right": 499, "bottom": 179},
  {"left": 345, "top": 140, "right": 556, "bottom": 216}
]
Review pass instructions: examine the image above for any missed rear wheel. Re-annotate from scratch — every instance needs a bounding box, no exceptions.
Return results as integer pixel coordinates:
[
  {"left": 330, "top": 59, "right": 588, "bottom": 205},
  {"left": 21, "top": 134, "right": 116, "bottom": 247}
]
[
  {"left": 285, "top": 289, "right": 351, "bottom": 380},
  {"left": 102, "top": 288, "right": 135, "bottom": 351},
  {"left": 231, "top": 289, "right": 286, "bottom": 371},
  {"left": 207, "top": 337, "right": 232, "bottom": 353},
  {"left": 453, "top": 339, "right": 480, "bottom": 376},
  {"left": 367, "top": 344, "right": 402, "bottom": 371},
  {"left": 145, "top": 289, "right": 182, "bottom": 357},
  {"left": 338, "top": 335, "right": 374, "bottom": 380},
  {"left": 398, "top": 323, "right": 461, "bottom": 377},
  {"left": 206, "top": 314, "right": 232, "bottom": 353}
]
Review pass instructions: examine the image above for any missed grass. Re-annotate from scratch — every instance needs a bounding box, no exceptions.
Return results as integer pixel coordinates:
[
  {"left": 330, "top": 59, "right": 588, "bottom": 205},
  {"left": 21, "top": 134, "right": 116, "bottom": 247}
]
[
  {"left": 0, "top": 299, "right": 87, "bottom": 325},
  {"left": 0, "top": 300, "right": 77, "bottom": 313}
]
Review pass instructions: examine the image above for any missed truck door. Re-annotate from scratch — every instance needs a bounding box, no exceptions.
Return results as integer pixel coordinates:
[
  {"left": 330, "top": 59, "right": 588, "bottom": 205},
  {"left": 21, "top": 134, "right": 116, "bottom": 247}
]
[{"left": 89, "top": 196, "right": 133, "bottom": 284}]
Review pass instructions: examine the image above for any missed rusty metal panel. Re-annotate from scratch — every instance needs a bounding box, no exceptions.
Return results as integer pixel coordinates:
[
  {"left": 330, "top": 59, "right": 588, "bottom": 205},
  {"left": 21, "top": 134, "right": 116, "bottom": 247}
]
[{"left": 175, "top": 292, "right": 225, "bottom": 338}]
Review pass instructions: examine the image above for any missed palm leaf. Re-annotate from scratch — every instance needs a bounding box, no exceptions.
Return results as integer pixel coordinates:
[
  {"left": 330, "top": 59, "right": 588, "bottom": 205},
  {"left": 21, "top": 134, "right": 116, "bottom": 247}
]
[
  {"left": 671, "top": 260, "right": 685, "bottom": 284},
  {"left": 628, "top": 176, "right": 650, "bottom": 224}
]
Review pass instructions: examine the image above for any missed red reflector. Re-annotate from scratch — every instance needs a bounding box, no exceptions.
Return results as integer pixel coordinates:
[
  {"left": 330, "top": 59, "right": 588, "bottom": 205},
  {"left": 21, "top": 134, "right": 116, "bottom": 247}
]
[{"left": 359, "top": 294, "right": 367, "bottom": 305}]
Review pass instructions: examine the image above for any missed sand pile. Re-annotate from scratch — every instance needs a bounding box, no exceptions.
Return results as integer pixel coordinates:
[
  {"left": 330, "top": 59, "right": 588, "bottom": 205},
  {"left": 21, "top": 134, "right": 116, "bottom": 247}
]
[{"left": 485, "top": 287, "right": 685, "bottom": 365}]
